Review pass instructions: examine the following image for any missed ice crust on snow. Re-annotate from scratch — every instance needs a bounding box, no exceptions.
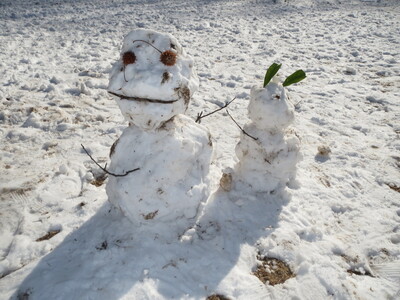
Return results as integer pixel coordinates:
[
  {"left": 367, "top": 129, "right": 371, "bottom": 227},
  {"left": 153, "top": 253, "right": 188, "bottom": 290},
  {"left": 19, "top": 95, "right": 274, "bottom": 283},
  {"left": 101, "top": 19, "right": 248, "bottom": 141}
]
[
  {"left": 233, "top": 83, "right": 301, "bottom": 193},
  {"left": 108, "top": 29, "right": 199, "bottom": 130}
]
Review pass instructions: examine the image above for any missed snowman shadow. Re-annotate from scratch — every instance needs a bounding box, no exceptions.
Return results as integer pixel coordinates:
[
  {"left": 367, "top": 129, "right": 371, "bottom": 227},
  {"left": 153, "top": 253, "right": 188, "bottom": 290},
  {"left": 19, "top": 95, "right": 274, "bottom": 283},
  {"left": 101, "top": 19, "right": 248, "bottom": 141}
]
[
  {"left": 182, "top": 187, "right": 290, "bottom": 293},
  {"left": 13, "top": 187, "right": 288, "bottom": 299}
]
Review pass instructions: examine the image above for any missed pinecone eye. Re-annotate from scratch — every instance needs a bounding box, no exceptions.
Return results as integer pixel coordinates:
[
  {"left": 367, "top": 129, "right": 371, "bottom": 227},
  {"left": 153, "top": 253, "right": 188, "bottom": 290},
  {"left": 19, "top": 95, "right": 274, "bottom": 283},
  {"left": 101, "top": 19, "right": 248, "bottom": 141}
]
[
  {"left": 122, "top": 51, "right": 136, "bottom": 65},
  {"left": 160, "top": 50, "right": 177, "bottom": 66}
]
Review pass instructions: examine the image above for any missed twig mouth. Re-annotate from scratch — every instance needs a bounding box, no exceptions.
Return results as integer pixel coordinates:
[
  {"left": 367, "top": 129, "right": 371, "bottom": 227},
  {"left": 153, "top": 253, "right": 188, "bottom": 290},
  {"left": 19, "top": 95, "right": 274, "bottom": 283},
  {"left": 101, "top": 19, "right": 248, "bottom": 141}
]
[{"left": 108, "top": 91, "right": 178, "bottom": 104}]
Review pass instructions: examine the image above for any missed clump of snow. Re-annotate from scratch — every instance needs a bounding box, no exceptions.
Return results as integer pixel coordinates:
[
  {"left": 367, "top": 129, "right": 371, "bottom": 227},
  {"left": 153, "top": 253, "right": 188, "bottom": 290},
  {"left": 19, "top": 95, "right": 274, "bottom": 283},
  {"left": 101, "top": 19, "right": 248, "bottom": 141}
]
[{"left": 232, "top": 83, "right": 301, "bottom": 193}]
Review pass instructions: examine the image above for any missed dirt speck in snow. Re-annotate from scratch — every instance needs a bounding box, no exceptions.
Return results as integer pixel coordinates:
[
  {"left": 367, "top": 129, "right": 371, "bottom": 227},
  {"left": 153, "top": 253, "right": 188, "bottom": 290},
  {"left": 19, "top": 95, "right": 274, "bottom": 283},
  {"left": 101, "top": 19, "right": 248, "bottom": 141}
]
[
  {"left": 206, "top": 294, "right": 231, "bottom": 300},
  {"left": 174, "top": 85, "right": 191, "bottom": 105},
  {"left": 340, "top": 254, "right": 359, "bottom": 264},
  {"left": 36, "top": 230, "right": 61, "bottom": 242},
  {"left": 161, "top": 72, "right": 171, "bottom": 84},
  {"left": 90, "top": 173, "right": 107, "bottom": 187},
  {"left": 347, "top": 268, "right": 374, "bottom": 277},
  {"left": 219, "top": 172, "right": 232, "bottom": 192},
  {"left": 317, "top": 145, "right": 331, "bottom": 157},
  {"left": 319, "top": 176, "right": 331, "bottom": 188},
  {"left": 253, "top": 256, "right": 295, "bottom": 286},
  {"left": 17, "top": 288, "right": 32, "bottom": 300},
  {"left": 96, "top": 240, "right": 108, "bottom": 251},
  {"left": 109, "top": 138, "right": 119, "bottom": 158},
  {"left": 386, "top": 183, "right": 400, "bottom": 193},
  {"left": 143, "top": 210, "right": 159, "bottom": 220}
]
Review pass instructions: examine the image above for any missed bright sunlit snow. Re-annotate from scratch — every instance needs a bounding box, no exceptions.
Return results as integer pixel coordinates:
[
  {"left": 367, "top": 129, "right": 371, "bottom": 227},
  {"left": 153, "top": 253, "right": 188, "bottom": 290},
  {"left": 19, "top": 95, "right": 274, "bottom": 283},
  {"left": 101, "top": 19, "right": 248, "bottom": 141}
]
[{"left": 0, "top": 0, "right": 399, "bottom": 299}]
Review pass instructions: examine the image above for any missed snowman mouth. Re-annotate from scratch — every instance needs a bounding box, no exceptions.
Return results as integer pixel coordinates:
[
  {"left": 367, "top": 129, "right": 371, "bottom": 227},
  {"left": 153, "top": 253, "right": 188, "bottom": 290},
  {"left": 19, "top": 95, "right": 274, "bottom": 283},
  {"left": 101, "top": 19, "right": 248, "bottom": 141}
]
[{"left": 108, "top": 91, "right": 178, "bottom": 104}]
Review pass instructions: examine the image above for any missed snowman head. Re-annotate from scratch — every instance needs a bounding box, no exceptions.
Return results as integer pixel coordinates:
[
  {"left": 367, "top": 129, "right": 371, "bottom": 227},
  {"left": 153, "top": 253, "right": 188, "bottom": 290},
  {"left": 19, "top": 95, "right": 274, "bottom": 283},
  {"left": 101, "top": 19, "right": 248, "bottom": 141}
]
[
  {"left": 108, "top": 29, "right": 199, "bottom": 130},
  {"left": 248, "top": 83, "right": 294, "bottom": 131}
]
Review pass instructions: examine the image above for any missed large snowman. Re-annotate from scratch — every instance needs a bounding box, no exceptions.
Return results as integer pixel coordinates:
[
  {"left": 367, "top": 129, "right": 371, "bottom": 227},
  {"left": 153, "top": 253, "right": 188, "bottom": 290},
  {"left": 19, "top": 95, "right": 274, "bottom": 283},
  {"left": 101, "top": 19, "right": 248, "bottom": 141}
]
[{"left": 106, "top": 29, "right": 213, "bottom": 239}]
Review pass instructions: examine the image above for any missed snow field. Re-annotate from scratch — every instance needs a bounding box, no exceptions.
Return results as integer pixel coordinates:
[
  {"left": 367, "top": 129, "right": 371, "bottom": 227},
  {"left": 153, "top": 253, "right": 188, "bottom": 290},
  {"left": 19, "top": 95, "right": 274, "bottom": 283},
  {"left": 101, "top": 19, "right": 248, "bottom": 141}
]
[{"left": 0, "top": 0, "right": 399, "bottom": 299}]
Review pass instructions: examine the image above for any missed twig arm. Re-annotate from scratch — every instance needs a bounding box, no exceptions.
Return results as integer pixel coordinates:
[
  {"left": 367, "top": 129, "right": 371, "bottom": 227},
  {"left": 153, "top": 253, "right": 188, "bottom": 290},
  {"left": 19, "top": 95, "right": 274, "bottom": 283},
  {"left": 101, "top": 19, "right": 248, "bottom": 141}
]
[
  {"left": 81, "top": 144, "right": 140, "bottom": 177},
  {"left": 195, "top": 97, "right": 236, "bottom": 123},
  {"left": 225, "top": 109, "right": 258, "bottom": 141}
]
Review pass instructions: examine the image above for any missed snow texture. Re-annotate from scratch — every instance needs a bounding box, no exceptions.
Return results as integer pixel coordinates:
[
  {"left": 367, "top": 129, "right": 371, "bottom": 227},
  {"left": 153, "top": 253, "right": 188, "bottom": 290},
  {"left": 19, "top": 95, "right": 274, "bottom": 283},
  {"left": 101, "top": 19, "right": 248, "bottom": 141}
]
[{"left": 0, "top": 0, "right": 399, "bottom": 299}]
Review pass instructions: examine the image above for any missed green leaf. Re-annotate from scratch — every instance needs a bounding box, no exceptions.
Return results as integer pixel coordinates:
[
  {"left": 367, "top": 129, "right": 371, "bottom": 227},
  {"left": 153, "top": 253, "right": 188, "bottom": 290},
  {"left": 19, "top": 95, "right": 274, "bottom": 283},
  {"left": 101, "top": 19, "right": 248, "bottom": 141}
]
[
  {"left": 282, "top": 70, "right": 306, "bottom": 87},
  {"left": 263, "top": 63, "right": 282, "bottom": 87}
]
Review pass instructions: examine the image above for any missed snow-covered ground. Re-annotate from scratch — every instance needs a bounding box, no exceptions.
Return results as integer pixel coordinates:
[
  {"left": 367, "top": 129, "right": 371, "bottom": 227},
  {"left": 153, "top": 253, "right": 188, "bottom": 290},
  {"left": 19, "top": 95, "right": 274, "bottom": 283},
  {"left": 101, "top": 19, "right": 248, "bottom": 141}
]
[{"left": 1, "top": 0, "right": 399, "bottom": 299}]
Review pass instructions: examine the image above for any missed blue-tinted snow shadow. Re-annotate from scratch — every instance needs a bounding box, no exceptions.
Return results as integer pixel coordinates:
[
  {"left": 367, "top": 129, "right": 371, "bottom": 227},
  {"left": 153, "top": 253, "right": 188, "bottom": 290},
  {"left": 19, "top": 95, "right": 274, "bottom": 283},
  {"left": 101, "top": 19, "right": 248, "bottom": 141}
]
[
  {"left": 13, "top": 188, "right": 289, "bottom": 299},
  {"left": 314, "top": 154, "right": 330, "bottom": 163}
]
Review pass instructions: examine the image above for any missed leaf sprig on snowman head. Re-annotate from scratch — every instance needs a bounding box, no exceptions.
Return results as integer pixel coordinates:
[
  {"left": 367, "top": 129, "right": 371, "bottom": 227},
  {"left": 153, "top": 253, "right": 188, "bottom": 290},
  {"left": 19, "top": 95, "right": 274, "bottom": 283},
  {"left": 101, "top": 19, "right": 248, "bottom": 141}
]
[{"left": 263, "top": 63, "right": 306, "bottom": 88}]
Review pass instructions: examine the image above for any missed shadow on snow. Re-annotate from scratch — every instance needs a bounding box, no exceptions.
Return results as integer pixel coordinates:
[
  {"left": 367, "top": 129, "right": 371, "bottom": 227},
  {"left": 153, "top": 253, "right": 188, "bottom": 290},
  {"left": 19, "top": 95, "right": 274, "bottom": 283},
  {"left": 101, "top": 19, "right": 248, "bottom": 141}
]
[{"left": 13, "top": 188, "right": 290, "bottom": 299}]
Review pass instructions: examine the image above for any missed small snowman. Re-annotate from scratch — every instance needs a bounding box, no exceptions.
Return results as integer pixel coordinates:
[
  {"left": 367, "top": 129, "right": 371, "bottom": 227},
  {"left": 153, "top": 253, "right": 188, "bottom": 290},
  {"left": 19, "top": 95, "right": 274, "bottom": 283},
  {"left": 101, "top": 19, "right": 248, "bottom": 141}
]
[
  {"left": 106, "top": 29, "right": 213, "bottom": 239},
  {"left": 224, "top": 64, "right": 305, "bottom": 195}
]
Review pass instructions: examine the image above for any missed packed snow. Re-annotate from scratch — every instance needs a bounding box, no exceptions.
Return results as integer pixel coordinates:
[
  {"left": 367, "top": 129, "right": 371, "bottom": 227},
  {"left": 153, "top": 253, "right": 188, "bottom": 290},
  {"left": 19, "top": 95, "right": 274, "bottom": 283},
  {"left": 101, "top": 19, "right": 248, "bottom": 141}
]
[{"left": 1, "top": 0, "right": 400, "bottom": 299}]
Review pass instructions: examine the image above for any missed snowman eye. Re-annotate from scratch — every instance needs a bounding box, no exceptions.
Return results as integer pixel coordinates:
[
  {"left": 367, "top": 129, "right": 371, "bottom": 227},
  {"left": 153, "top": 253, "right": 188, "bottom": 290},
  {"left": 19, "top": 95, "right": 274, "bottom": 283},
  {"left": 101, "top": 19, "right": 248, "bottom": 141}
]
[
  {"left": 122, "top": 51, "right": 136, "bottom": 65},
  {"left": 122, "top": 51, "right": 136, "bottom": 82},
  {"left": 160, "top": 50, "right": 177, "bottom": 66},
  {"left": 131, "top": 40, "right": 178, "bottom": 66}
]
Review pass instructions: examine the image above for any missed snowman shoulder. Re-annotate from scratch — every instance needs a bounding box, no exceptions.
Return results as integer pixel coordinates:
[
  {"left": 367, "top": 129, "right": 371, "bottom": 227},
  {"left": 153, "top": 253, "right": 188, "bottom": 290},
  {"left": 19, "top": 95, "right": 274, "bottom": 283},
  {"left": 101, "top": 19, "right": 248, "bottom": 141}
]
[{"left": 173, "top": 114, "right": 213, "bottom": 148}]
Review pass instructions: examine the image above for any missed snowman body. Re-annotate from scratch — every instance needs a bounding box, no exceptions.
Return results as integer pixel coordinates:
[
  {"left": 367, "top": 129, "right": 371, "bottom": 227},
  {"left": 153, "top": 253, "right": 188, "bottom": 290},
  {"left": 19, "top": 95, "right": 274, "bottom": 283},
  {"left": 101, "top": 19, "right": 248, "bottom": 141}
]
[{"left": 106, "top": 29, "right": 213, "bottom": 238}]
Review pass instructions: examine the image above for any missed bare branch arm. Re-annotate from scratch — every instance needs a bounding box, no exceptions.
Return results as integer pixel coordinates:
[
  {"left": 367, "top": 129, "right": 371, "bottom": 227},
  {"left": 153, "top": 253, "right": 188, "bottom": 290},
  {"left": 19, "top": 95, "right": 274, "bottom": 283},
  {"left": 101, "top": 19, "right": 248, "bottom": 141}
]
[
  {"left": 195, "top": 97, "right": 236, "bottom": 123},
  {"left": 225, "top": 109, "right": 258, "bottom": 141},
  {"left": 81, "top": 144, "right": 140, "bottom": 177}
]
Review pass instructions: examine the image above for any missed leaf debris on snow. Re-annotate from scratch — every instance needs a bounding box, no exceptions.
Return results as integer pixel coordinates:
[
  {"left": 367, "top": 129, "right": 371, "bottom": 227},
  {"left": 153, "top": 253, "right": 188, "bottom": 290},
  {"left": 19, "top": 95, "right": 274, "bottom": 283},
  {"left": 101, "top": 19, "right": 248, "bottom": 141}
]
[{"left": 253, "top": 256, "right": 295, "bottom": 286}]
